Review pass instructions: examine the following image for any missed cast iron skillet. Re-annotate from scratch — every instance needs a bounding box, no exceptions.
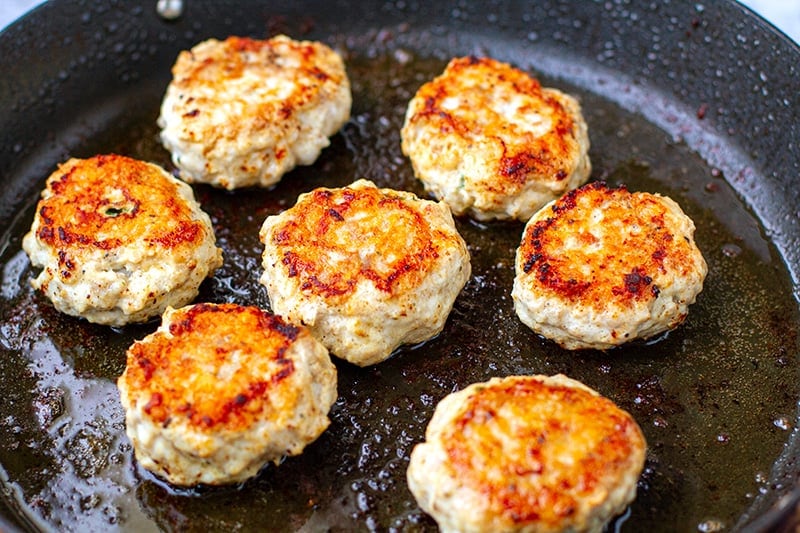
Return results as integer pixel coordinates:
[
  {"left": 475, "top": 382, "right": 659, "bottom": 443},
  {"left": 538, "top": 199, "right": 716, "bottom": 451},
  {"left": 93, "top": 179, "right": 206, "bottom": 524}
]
[{"left": 1, "top": 0, "right": 799, "bottom": 531}]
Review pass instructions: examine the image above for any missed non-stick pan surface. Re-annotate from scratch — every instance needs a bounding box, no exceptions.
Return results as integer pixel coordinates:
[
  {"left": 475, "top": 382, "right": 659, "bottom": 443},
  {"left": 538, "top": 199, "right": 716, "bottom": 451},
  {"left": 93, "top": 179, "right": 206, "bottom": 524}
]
[{"left": 1, "top": 1, "right": 800, "bottom": 531}]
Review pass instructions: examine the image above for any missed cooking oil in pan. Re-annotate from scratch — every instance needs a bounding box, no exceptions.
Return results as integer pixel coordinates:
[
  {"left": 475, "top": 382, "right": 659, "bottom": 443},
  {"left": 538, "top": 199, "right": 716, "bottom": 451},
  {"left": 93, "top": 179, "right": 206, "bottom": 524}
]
[{"left": 0, "top": 46, "right": 798, "bottom": 532}]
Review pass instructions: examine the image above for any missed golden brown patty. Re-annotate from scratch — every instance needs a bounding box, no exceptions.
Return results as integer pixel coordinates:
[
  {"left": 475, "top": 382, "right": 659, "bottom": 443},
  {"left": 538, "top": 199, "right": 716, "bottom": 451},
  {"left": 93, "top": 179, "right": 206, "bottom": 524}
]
[
  {"left": 21, "top": 154, "right": 222, "bottom": 325},
  {"left": 259, "top": 179, "right": 471, "bottom": 366},
  {"left": 118, "top": 303, "right": 337, "bottom": 486},
  {"left": 158, "top": 34, "right": 352, "bottom": 189},
  {"left": 512, "top": 181, "right": 707, "bottom": 350},
  {"left": 407, "top": 375, "right": 647, "bottom": 533},
  {"left": 401, "top": 56, "right": 591, "bottom": 221}
]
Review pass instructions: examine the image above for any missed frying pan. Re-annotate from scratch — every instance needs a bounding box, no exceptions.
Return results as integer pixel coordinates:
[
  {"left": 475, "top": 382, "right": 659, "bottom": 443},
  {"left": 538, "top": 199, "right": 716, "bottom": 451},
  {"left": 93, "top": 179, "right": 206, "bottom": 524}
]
[{"left": 1, "top": 0, "right": 799, "bottom": 531}]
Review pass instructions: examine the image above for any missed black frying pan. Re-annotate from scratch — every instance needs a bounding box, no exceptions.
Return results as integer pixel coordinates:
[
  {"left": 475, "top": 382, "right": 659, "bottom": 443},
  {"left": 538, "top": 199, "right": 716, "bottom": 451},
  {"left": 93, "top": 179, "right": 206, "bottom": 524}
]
[{"left": 1, "top": 1, "right": 800, "bottom": 531}]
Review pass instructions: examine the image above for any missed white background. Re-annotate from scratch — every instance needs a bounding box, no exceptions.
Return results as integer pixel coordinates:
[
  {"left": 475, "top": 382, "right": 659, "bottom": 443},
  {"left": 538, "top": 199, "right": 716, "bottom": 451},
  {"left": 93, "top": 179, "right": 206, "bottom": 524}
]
[{"left": 1, "top": 0, "right": 799, "bottom": 44}]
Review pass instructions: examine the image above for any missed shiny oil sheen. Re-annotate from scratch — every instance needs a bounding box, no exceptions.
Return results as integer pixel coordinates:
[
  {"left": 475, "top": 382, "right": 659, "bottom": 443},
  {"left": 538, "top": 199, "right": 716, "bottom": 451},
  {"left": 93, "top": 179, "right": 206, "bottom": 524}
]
[{"left": 1, "top": 2, "right": 799, "bottom": 532}]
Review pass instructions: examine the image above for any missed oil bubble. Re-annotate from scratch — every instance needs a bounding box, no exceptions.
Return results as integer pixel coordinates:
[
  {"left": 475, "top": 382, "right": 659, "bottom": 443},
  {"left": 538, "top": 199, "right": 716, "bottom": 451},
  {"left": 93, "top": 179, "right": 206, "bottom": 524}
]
[
  {"left": 773, "top": 416, "right": 791, "bottom": 430},
  {"left": 721, "top": 243, "right": 742, "bottom": 258},
  {"left": 697, "top": 519, "right": 725, "bottom": 532},
  {"left": 156, "top": 0, "right": 183, "bottom": 20}
]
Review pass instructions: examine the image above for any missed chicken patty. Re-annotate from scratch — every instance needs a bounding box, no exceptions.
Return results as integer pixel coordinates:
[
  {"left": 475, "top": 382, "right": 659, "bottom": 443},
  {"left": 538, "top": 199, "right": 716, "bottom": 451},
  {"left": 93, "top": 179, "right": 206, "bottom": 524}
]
[
  {"left": 512, "top": 182, "right": 707, "bottom": 350},
  {"left": 158, "top": 34, "right": 352, "bottom": 190},
  {"left": 117, "top": 303, "right": 337, "bottom": 486},
  {"left": 22, "top": 154, "right": 222, "bottom": 326},
  {"left": 401, "top": 56, "right": 591, "bottom": 221},
  {"left": 259, "top": 179, "right": 471, "bottom": 366},
  {"left": 407, "top": 374, "right": 647, "bottom": 533}
]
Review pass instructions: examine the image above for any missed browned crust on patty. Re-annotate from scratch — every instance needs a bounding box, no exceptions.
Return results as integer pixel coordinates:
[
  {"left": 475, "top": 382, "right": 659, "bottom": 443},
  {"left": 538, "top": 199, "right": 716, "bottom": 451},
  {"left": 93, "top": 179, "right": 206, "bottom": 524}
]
[
  {"left": 168, "top": 35, "right": 346, "bottom": 153},
  {"left": 121, "top": 303, "right": 301, "bottom": 432},
  {"left": 34, "top": 154, "right": 209, "bottom": 277},
  {"left": 404, "top": 56, "right": 580, "bottom": 194},
  {"left": 518, "top": 181, "right": 699, "bottom": 310},
  {"left": 268, "top": 184, "right": 458, "bottom": 302},
  {"left": 441, "top": 376, "right": 645, "bottom": 527}
]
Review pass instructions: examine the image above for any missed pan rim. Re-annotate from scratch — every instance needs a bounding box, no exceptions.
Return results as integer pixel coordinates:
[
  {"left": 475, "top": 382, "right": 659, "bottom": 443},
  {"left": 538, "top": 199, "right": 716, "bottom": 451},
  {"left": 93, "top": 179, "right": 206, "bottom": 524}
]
[{"left": 1, "top": 1, "right": 799, "bottom": 531}]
